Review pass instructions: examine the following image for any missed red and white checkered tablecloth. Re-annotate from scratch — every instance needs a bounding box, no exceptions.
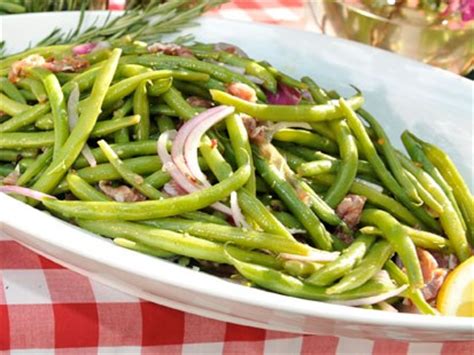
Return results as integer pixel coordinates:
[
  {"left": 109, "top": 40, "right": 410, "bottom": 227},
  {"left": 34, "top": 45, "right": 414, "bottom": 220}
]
[{"left": 1, "top": 1, "right": 474, "bottom": 354}]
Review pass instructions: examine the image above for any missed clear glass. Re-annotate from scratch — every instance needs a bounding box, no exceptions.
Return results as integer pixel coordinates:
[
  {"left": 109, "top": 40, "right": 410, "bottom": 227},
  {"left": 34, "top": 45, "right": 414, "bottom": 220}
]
[{"left": 309, "top": 0, "right": 474, "bottom": 75}]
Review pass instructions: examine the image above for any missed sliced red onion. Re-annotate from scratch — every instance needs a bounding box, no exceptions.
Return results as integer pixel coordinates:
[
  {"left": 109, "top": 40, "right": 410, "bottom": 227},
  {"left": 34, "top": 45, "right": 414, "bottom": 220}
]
[
  {"left": 245, "top": 75, "right": 264, "bottom": 85},
  {"left": 265, "top": 122, "right": 312, "bottom": 141},
  {"left": 0, "top": 185, "right": 56, "bottom": 201},
  {"left": 328, "top": 285, "right": 408, "bottom": 307},
  {"left": 279, "top": 250, "right": 340, "bottom": 262},
  {"left": 183, "top": 106, "right": 235, "bottom": 185},
  {"left": 67, "top": 85, "right": 96, "bottom": 167},
  {"left": 72, "top": 43, "right": 97, "bottom": 55},
  {"left": 230, "top": 191, "right": 249, "bottom": 228},
  {"left": 214, "top": 42, "right": 248, "bottom": 58},
  {"left": 158, "top": 130, "right": 232, "bottom": 215},
  {"left": 163, "top": 182, "right": 181, "bottom": 196},
  {"left": 267, "top": 83, "right": 302, "bottom": 105}
]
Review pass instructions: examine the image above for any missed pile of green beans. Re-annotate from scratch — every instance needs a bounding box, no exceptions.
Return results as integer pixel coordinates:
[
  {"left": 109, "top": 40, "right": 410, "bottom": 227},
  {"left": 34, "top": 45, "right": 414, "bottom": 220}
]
[{"left": 1, "top": 38, "right": 472, "bottom": 315}]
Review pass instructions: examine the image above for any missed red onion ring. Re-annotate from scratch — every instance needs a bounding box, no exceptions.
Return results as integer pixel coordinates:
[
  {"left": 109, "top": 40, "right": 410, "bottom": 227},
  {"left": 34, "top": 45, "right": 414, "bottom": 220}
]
[
  {"left": 0, "top": 185, "right": 56, "bottom": 201},
  {"left": 230, "top": 191, "right": 249, "bottom": 228},
  {"left": 183, "top": 105, "right": 235, "bottom": 185},
  {"left": 328, "top": 285, "right": 408, "bottom": 307}
]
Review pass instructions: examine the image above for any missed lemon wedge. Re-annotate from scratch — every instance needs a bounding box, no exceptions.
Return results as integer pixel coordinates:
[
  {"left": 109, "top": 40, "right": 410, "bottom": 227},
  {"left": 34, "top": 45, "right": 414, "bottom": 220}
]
[{"left": 437, "top": 256, "right": 474, "bottom": 317}]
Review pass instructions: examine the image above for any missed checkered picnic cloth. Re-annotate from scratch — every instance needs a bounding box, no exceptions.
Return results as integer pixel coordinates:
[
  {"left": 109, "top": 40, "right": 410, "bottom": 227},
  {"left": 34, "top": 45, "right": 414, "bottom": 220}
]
[{"left": 1, "top": 1, "right": 473, "bottom": 354}]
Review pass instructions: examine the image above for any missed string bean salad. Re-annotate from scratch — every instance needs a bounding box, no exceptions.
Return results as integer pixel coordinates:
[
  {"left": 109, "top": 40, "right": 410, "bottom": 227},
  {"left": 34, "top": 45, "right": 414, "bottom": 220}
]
[{"left": 0, "top": 37, "right": 472, "bottom": 315}]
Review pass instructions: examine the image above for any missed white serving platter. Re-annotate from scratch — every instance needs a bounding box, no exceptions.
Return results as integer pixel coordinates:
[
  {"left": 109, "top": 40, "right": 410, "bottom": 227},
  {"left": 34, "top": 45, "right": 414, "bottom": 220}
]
[{"left": 1, "top": 12, "right": 473, "bottom": 342}]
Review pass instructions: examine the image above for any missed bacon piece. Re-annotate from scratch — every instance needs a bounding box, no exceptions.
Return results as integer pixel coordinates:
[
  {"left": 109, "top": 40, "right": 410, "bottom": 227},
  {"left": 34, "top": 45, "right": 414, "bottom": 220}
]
[
  {"left": 98, "top": 181, "right": 146, "bottom": 202},
  {"left": 2, "top": 169, "right": 19, "bottom": 185},
  {"left": 9, "top": 54, "right": 46, "bottom": 83},
  {"left": 226, "top": 82, "right": 257, "bottom": 103},
  {"left": 417, "top": 248, "right": 439, "bottom": 283},
  {"left": 147, "top": 43, "right": 194, "bottom": 57},
  {"left": 186, "top": 96, "right": 214, "bottom": 108},
  {"left": 422, "top": 268, "right": 448, "bottom": 301},
  {"left": 44, "top": 56, "right": 89, "bottom": 73},
  {"left": 336, "top": 194, "right": 367, "bottom": 229}
]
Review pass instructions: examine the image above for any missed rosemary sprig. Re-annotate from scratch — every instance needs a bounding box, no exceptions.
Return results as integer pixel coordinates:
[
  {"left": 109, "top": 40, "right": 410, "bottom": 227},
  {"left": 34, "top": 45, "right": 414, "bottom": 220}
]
[{"left": 1, "top": 0, "right": 227, "bottom": 58}]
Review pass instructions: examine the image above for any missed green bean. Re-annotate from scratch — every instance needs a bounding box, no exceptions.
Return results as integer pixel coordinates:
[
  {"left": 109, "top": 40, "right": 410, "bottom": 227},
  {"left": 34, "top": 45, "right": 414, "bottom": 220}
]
[
  {"left": 62, "top": 65, "right": 102, "bottom": 96},
  {"left": 272, "top": 211, "right": 304, "bottom": 230},
  {"left": 0, "top": 164, "right": 14, "bottom": 177},
  {"left": 144, "top": 170, "right": 171, "bottom": 189},
  {"left": 113, "top": 238, "right": 175, "bottom": 258},
  {"left": 199, "top": 136, "right": 294, "bottom": 240},
  {"left": 384, "top": 260, "right": 437, "bottom": 315},
  {"left": 29, "top": 68, "right": 69, "bottom": 159},
  {"left": 217, "top": 51, "right": 277, "bottom": 92},
  {"left": 43, "top": 163, "right": 250, "bottom": 220},
  {"left": 31, "top": 48, "right": 122, "bottom": 196},
  {"left": 156, "top": 115, "right": 176, "bottom": 133},
  {"left": 74, "top": 140, "right": 157, "bottom": 169},
  {"left": 0, "top": 77, "right": 26, "bottom": 104},
  {"left": 34, "top": 113, "right": 54, "bottom": 130},
  {"left": 301, "top": 77, "right": 330, "bottom": 104},
  {"left": 16, "top": 148, "right": 53, "bottom": 187},
  {"left": 254, "top": 150, "right": 333, "bottom": 250},
  {"left": 259, "top": 62, "right": 308, "bottom": 90},
  {"left": 0, "top": 148, "right": 37, "bottom": 161},
  {"left": 359, "top": 108, "right": 421, "bottom": 204},
  {"left": 133, "top": 81, "right": 150, "bottom": 140},
  {"left": 284, "top": 260, "right": 323, "bottom": 278},
  {"left": 119, "top": 64, "right": 210, "bottom": 82},
  {"left": 397, "top": 152, "right": 470, "bottom": 261},
  {"left": 0, "top": 103, "right": 50, "bottom": 133},
  {"left": 18, "top": 89, "right": 37, "bottom": 102},
  {"left": 0, "top": 2, "right": 25, "bottom": 14},
  {"left": 225, "top": 247, "right": 395, "bottom": 302},
  {"left": 226, "top": 113, "right": 256, "bottom": 195},
  {"left": 339, "top": 98, "right": 440, "bottom": 233},
  {"left": 147, "top": 77, "right": 173, "bottom": 97},
  {"left": 307, "top": 233, "right": 376, "bottom": 286},
  {"left": 360, "top": 209, "right": 424, "bottom": 288},
  {"left": 150, "top": 104, "right": 178, "bottom": 116},
  {"left": 359, "top": 226, "right": 451, "bottom": 252},
  {"left": 325, "top": 111, "right": 358, "bottom": 207},
  {"left": 102, "top": 70, "right": 172, "bottom": 108},
  {"left": 145, "top": 218, "right": 310, "bottom": 255},
  {"left": 92, "top": 115, "right": 141, "bottom": 137},
  {"left": 0, "top": 93, "right": 30, "bottom": 116},
  {"left": 173, "top": 80, "right": 211, "bottom": 99},
  {"left": 78, "top": 219, "right": 280, "bottom": 269},
  {"left": 112, "top": 99, "right": 133, "bottom": 143},
  {"left": 0, "top": 131, "right": 55, "bottom": 149},
  {"left": 297, "top": 159, "right": 373, "bottom": 177},
  {"left": 273, "top": 129, "right": 338, "bottom": 154},
  {"left": 404, "top": 169, "right": 444, "bottom": 215},
  {"left": 417, "top": 136, "right": 474, "bottom": 246},
  {"left": 98, "top": 140, "right": 163, "bottom": 200},
  {"left": 67, "top": 173, "right": 111, "bottom": 202},
  {"left": 162, "top": 86, "right": 197, "bottom": 120},
  {"left": 211, "top": 90, "right": 364, "bottom": 123},
  {"left": 17, "top": 77, "right": 47, "bottom": 103},
  {"left": 401, "top": 131, "right": 466, "bottom": 230},
  {"left": 126, "top": 54, "right": 266, "bottom": 100},
  {"left": 326, "top": 240, "right": 393, "bottom": 294},
  {"left": 197, "top": 77, "right": 227, "bottom": 92},
  {"left": 55, "top": 156, "right": 163, "bottom": 193}
]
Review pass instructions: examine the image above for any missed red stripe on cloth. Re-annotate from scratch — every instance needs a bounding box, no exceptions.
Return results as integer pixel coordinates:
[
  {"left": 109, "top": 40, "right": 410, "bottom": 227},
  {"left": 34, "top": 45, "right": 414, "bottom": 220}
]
[
  {"left": 0, "top": 241, "right": 41, "bottom": 269},
  {"left": 56, "top": 348, "right": 98, "bottom": 355},
  {"left": 183, "top": 313, "right": 227, "bottom": 343},
  {"left": 0, "top": 305, "right": 10, "bottom": 351},
  {"left": 301, "top": 334, "right": 339, "bottom": 355},
  {"left": 441, "top": 341, "right": 474, "bottom": 355},
  {"left": 222, "top": 340, "right": 265, "bottom": 355},
  {"left": 44, "top": 270, "right": 95, "bottom": 304},
  {"left": 8, "top": 304, "right": 55, "bottom": 349},
  {"left": 96, "top": 302, "right": 142, "bottom": 346},
  {"left": 265, "top": 330, "right": 299, "bottom": 340},
  {"left": 224, "top": 323, "right": 266, "bottom": 342},
  {"left": 372, "top": 339, "right": 409, "bottom": 355},
  {"left": 53, "top": 303, "right": 99, "bottom": 348},
  {"left": 140, "top": 303, "right": 185, "bottom": 346},
  {"left": 38, "top": 255, "right": 64, "bottom": 269}
]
